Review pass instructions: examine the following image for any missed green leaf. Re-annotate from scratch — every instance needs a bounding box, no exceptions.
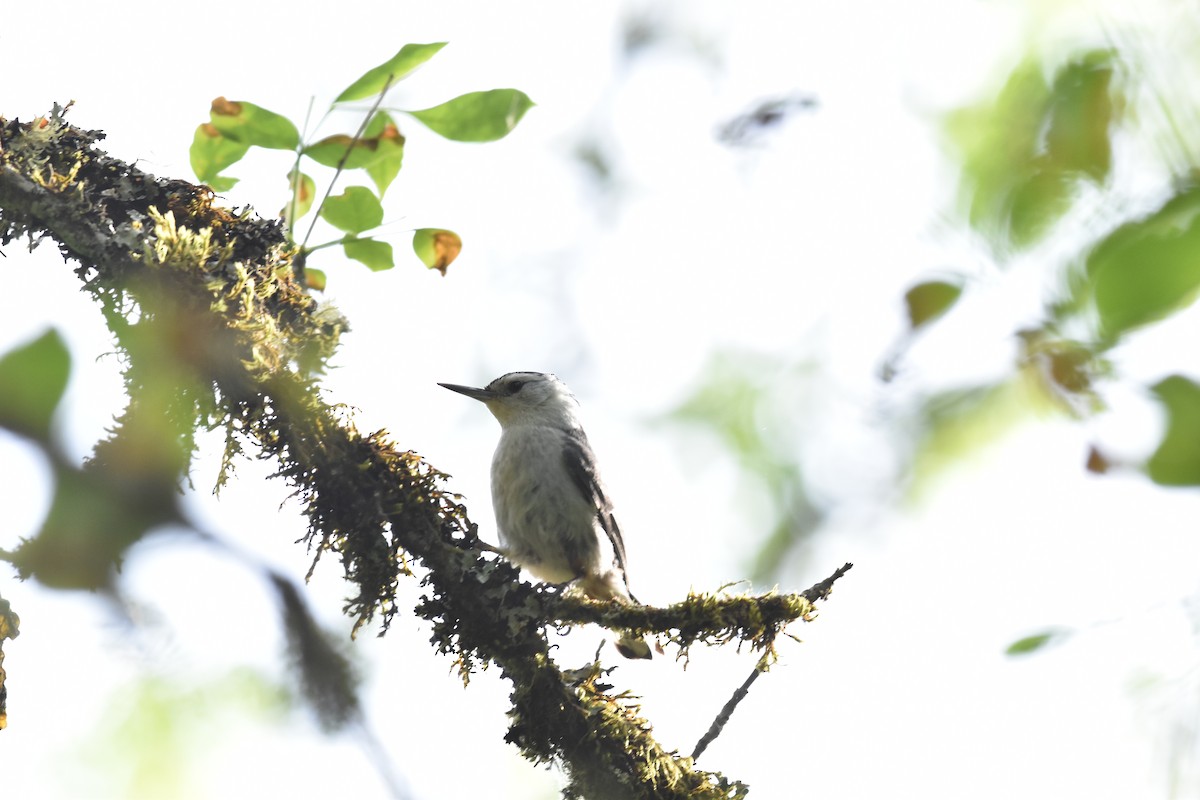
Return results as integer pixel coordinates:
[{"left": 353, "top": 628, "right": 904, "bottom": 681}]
[
  {"left": 0, "top": 329, "right": 71, "bottom": 440},
  {"left": 412, "top": 228, "right": 462, "bottom": 275},
  {"left": 1146, "top": 375, "right": 1200, "bottom": 486},
  {"left": 1006, "top": 168, "right": 1072, "bottom": 248},
  {"left": 343, "top": 237, "right": 394, "bottom": 271},
  {"left": 189, "top": 123, "right": 249, "bottom": 188},
  {"left": 209, "top": 97, "right": 300, "bottom": 150},
  {"left": 206, "top": 176, "right": 239, "bottom": 193},
  {"left": 281, "top": 170, "right": 316, "bottom": 224},
  {"left": 908, "top": 380, "right": 1042, "bottom": 498},
  {"left": 947, "top": 59, "right": 1049, "bottom": 245},
  {"left": 1045, "top": 50, "right": 1117, "bottom": 181},
  {"left": 407, "top": 89, "right": 534, "bottom": 142},
  {"left": 304, "top": 134, "right": 392, "bottom": 169},
  {"left": 1087, "top": 185, "right": 1200, "bottom": 340},
  {"left": 304, "top": 268, "right": 327, "bottom": 292},
  {"left": 904, "top": 280, "right": 963, "bottom": 330},
  {"left": 363, "top": 112, "right": 405, "bottom": 196},
  {"left": 663, "top": 352, "right": 823, "bottom": 581},
  {"left": 1005, "top": 629, "right": 1068, "bottom": 656},
  {"left": 320, "top": 187, "right": 383, "bottom": 234},
  {"left": 335, "top": 42, "right": 448, "bottom": 103},
  {"left": 11, "top": 461, "right": 177, "bottom": 590},
  {"left": 946, "top": 49, "right": 1119, "bottom": 251}
]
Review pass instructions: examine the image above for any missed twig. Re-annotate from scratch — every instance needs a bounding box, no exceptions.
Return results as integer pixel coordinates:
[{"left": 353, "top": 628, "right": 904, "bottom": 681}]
[
  {"left": 285, "top": 96, "right": 316, "bottom": 240},
  {"left": 691, "top": 657, "right": 766, "bottom": 761},
  {"left": 801, "top": 561, "right": 854, "bottom": 603},
  {"left": 690, "top": 562, "right": 854, "bottom": 762},
  {"left": 298, "top": 74, "right": 395, "bottom": 253}
]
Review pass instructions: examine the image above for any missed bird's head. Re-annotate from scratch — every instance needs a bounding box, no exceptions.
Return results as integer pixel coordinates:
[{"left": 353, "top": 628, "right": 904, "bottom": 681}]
[{"left": 439, "top": 371, "right": 580, "bottom": 428}]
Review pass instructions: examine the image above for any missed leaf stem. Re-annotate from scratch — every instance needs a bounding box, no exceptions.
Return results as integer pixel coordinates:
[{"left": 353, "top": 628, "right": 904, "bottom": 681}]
[
  {"left": 299, "top": 75, "right": 395, "bottom": 254},
  {"left": 285, "top": 96, "right": 317, "bottom": 241}
]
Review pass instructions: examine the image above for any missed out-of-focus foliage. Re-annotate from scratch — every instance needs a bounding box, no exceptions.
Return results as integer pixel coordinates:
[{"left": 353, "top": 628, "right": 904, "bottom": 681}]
[
  {"left": 907, "top": 380, "right": 1033, "bottom": 491},
  {"left": 1006, "top": 628, "right": 1071, "bottom": 656},
  {"left": 911, "top": 30, "right": 1200, "bottom": 490},
  {"left": 269, "top": 574, "right": 361, "bottom": 732},
  {"left": 683, "top": 23, "right": 1200, "bottom": 576},
  {"left": 946, "top": 49, "right": 1120, "bottom": 250},
  {"left": 904, "top": 280, "right": 963, "bottom": 331},
  {"left": 664, "top": 353, "right": 825, "bottom": 581},
  {"left": 0, "top": 329, "right": 70, "bottom": 442},
  {"left": 1146, "top": 376, "right": 1200, "bottom": 487},
  {"left": 0, "top": 329, "right": 180, "bottom": 589},
  {"left": 1086, "top": 185, "right": 1200, "bottom": 341},
  {"left": 716, "top": 93, "right": 818, "bottom": 147},
  {"left": 77, "top": 669, "right": 290, "bottom": 798},
  {"left": 190, "top": 43, "right": 533, "bottom": 286}
]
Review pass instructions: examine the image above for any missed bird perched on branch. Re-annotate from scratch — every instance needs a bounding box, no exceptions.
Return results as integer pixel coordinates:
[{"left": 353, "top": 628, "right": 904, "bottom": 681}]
[{"left": 439, "top": 371, "right": 652, "bottom": 659}]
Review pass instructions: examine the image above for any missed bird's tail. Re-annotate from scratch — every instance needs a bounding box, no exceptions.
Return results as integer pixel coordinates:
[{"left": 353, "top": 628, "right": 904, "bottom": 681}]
[
  {"left": 577, "top": 572, "right": 653, "bottom": 659},
  {"left": 614, "top": 632, "right": 652, "bottom": 660}
]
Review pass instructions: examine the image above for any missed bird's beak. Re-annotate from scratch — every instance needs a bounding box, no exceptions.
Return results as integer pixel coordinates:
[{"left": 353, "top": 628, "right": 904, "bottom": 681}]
[{"left": 438, "top": 382, "right": 496, "bottom": 402}]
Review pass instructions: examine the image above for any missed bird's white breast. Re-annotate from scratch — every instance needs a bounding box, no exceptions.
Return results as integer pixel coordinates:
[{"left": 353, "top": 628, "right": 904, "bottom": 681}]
[{"left": 490, "top": 422, "right": 608, "bottom": 584}]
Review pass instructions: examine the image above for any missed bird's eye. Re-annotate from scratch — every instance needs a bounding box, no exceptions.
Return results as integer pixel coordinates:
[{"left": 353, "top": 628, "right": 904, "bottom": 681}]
[{"left": 507, "top": 380, "right": 526, "bottom": 393}]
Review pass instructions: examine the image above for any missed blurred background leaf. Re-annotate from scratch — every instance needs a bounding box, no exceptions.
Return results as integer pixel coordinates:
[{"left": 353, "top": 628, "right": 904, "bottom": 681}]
[
  {"left": 1085, "top": 184, "right": 1200, "bottom": 341},
  {"left": 77, "top": 669, "right": 290, "bottom": 800},
  {"left": 1147, "top": 376, "right": 1200, "bottom": 487},
  {"left": 904, "top": 279, "right": 963, "bottom": 332},
  {"left": 946, "top": 49, "right": 1121, "bottom": 251},
  {"left": 1006, "top": 628, "right": 1071, "bottom": 656},
  {"left": 0, "top": 329, "right": 70, "bottom": 442},
  {"left": 663, "top": 352, "right": 825, "bottom": 581}
]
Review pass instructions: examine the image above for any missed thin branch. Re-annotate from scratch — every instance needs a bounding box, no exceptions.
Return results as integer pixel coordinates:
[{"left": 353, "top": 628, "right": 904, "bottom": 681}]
[
  {"left": 285, "top": 96, "right": 317, "bottom": 240},
  {"left": 691, "top": 661, "right": 765, "bottom": 761},
  {"left": 298, "top": 75, "right": 395, "bottom": 253},
  {"left": 801, "top": 561, "right": 854, "bottom": 603},
  {"left": 690, "top": 562, "right": 855, "bottom": 761}
]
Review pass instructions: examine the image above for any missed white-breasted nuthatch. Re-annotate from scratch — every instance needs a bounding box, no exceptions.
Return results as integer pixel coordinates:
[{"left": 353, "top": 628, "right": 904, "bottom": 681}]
[{"left": 439, "top": 371, "right": 652, "bottom": 659}]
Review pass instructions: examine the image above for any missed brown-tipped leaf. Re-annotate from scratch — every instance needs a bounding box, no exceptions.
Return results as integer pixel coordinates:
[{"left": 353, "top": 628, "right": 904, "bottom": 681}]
[{"left": 412, "top": 228, "right": 462, "bottom": 275}]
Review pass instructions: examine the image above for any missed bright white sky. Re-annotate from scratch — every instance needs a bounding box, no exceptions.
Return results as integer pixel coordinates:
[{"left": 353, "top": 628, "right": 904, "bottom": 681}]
[{"left": 4, "top": 1, "right": 1200, "bottom": 798}]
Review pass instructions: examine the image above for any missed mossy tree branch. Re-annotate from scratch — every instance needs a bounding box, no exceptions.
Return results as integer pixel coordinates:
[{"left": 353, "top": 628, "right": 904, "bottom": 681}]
[{"left": 0, "top": 111, "right": 851, "bottom": 798}]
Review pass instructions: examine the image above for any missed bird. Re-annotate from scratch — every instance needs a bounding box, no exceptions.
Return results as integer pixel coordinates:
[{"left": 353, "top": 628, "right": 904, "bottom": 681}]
[{"left": 439, "top": 371, "right": 652, "bottom": 659}]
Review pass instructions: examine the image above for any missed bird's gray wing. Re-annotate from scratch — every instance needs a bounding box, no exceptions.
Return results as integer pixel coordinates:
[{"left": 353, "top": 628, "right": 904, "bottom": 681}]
[{"left": 561, "top": 428, "right": 635, "bottom": 597}]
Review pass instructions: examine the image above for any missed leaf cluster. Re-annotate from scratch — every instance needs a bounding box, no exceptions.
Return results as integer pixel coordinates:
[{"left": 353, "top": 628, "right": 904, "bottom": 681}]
[
  {"left": 886, "top": 43, "right": 1200, "bottom": 490},
  {"left": 190, "top": 43, "right": 533, "bottom": 284}
]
